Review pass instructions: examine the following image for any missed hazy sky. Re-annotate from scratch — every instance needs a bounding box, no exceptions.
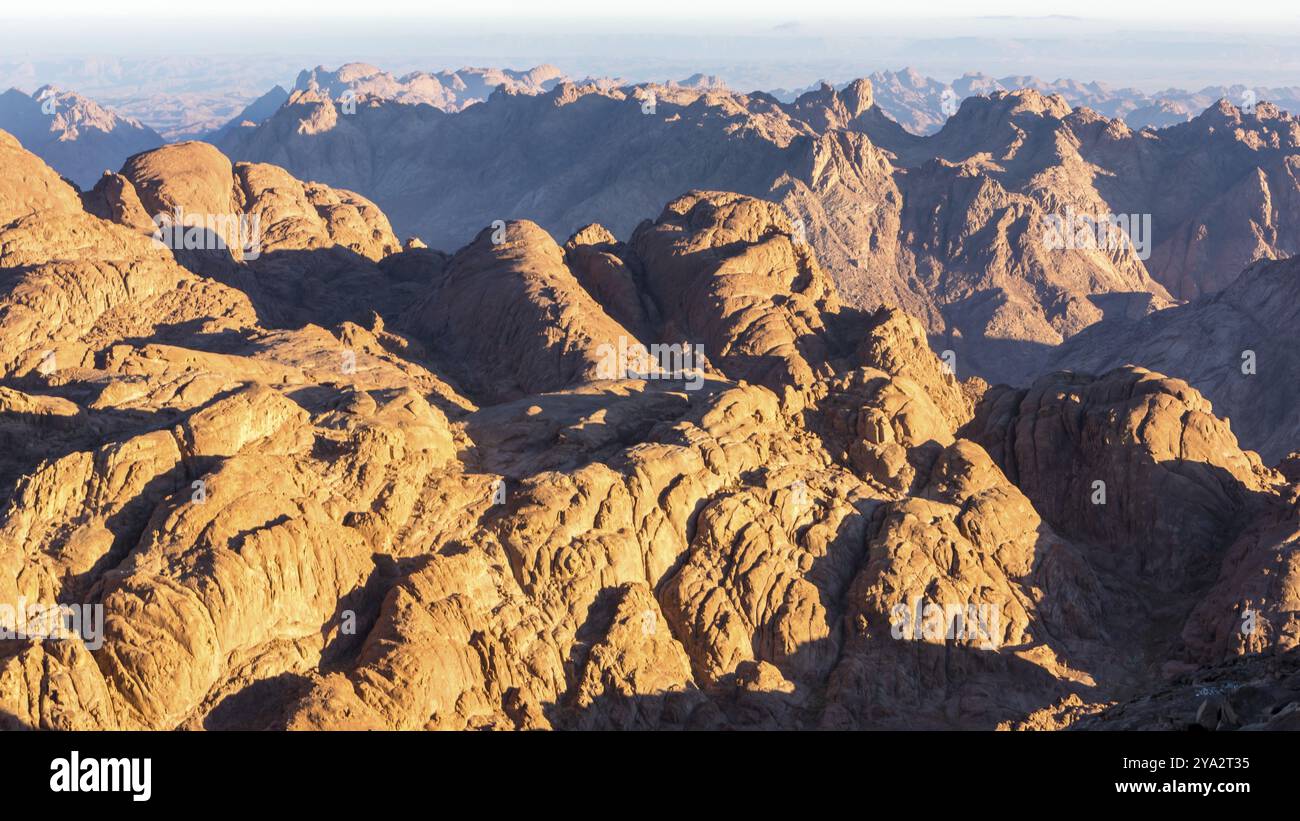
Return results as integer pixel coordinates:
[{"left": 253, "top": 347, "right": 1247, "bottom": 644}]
[
  {"left": 2, "top": 3, "right": 1297, "bottom": 96},
  {"left": 3, "top": 0, "right": 1297, "bottom": 23}
]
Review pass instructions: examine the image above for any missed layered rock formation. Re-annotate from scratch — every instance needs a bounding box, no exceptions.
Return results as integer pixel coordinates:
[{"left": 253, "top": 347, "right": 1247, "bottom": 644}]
[{"left": 1, "top": 133, "right": 1296, "bottom": 732}]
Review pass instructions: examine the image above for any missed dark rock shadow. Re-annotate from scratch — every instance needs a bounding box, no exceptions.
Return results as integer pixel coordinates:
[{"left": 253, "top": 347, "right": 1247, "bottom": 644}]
[
  {"left": 201, "top": 673, "right": 315, "bottom": 731},
  {"left": 0, "top": 707, "right": 33, "bottom": 731}
]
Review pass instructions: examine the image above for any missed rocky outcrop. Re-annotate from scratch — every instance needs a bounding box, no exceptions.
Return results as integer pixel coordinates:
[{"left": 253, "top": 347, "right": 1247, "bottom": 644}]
[
  {"left": 628, "top": 191, "right": 839, "bottom": 406},
  {"left": 401, "top": 220, "right": 640, "bottom": 404},
  {"left": 823, "top": 440, "right": 1119, "bottom": 729},
  {"left": 0, "top": 130, "right": 84, "bottom": 222},
  {"left": 963, "top": 367, "right": 1280, "bottom": 595}
]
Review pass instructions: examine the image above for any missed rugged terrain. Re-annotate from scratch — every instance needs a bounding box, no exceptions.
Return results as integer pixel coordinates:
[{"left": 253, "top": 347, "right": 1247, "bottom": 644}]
[
  {"left": 0, "top": 130, "right": 1296, "bottom": 730},
  {"left": 212, "top": 73, "right": 1300, "bottom": 386},
  {"left": 9, "top": 68, "right": 1298, "bottom": 390}
]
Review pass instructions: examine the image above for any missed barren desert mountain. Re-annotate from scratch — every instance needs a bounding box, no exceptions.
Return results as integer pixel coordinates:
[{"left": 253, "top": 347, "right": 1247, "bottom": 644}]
[
  {"left": 895, "top": 92, "right": 1300, "bottom": 302},
  {"left": 1, "top": 132, "right": 1296, "bottom": 730},
  {"left": 0, "top": 85, "right": 164, "bottom": 189},
  {"left": 223, "top": 76, "right": 1296, "bottom": 384},
  {"left": 212, "top": 71, "right": 1300, "bottom": 385},
  {"left": 202, "top": 85, "right": 291, "bottom": 144}
]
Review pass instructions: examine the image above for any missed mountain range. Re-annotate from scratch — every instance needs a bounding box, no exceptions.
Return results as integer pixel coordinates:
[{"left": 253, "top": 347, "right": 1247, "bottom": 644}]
[
  {"left": 1, "top": 60, "right": 1299, "bottom": 732},
  {"left": 8, "top": 65, "right": 1300, "bottom": 473},
  {"left": 211, "top": 73, "right": 1300, "bottom": 391},
  {"left": 841, "top": 68, "right": 1300, "bottom": 135}
]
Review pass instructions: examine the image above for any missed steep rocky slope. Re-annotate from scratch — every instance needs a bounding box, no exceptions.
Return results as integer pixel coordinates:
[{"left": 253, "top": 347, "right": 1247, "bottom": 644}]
[
  {"left": 2, "top": 134, "right": 1296, "bottom": 730},
  {"left": 896, "top": 92, "right": 1300, "bottom": 302},
  {"left": 202, "top": 85, "right": 291, "bottom": 145}
]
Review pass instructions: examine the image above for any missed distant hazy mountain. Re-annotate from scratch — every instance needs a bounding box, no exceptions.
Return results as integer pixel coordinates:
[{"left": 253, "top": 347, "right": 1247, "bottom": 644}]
[
  {"left": 292, "top": 62, "right": 567, "bottom": 111},
  {"left": 849, "top": 68, "right": 1300, "bottom": 135},
  {"left": 202, "top": 85, "right": 291, "bottom": 143},
  {"left": 0, "top": 85, "right": 163, "bottom": 188}
]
